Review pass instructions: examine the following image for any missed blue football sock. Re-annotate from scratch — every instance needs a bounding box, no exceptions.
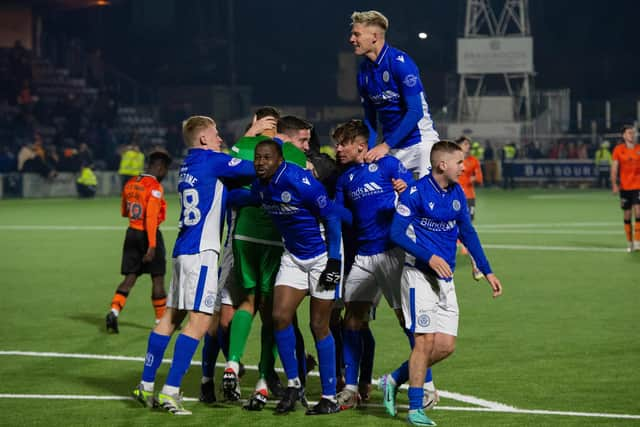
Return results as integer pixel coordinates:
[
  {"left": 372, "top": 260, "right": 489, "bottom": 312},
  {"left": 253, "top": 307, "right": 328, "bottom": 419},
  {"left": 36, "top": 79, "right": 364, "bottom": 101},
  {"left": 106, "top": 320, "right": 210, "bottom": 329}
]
[
  {"left": 330, "top": 317, "right": 344, "bottom": 378},
  {"left": 275, "top": 324, "right": 299, "bottom": 380},
  {"left": 201, "top": 332, "right": 219, "bottom": 378},
  {"left": 425, "top": 367, "right": 433, "bottom": 383},
  {"left": 408, "top": 386, "right": 424, "bottom": 410},
  {"left": 316, "top": 333, "right": 337, "bottom": 397},
  {"left": 218, "top": 325, "right": 229, "bottom": 360},
  {"left": 293, "top": 323, "right": 307, "bottom": 385},
  {"left": 342, "top": 329, "right": 362, "bottom": 386},
  {"left": 359, "top": 328, "right": 375, "bottom": 385},
  {"left": 141, "top": 331, "right": 171, "bottom": 383},
  {"left": 165, "top": 334, "right": 200, "bottom": 388},
  {"left": 391, "top": 360, "right": 410, "bottom": 385}
]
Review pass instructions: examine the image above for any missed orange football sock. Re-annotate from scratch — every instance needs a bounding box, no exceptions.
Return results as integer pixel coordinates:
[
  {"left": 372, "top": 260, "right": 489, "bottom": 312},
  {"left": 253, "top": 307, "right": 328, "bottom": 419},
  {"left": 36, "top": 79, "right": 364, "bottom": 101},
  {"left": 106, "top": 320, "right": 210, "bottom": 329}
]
[
  {"left": 634, "top": 218, "right": 640, "bottom": 241},
  {"left": 111, "top": 291, "right": 128, "bottom": 314},
  {"left": 152, "top": 297, "right": 167, "bottom": 320},
  {"left": 624, "top": 221, "right": 632, "bottom": 242}
]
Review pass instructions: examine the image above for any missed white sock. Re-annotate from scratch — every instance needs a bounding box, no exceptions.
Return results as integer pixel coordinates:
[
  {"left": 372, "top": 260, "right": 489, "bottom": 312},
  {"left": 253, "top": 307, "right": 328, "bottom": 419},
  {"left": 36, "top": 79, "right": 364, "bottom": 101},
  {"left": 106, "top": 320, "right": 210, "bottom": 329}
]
[
  {"left": 322, "top": 394, "right": 337, "bottom": 403},
  {"left": 424, "top": 381, "right": 436, "bottom": 392},
  {"left": 345, "top": 384, "right": 358, "bottom": 392},
  {"left": 140, "top": 381, "right": 154, "bottom": 392},
  {"left": 255, "top": 378, "right": 267, "bottom": 391},
  {"left": 226, "top": 361, "right": 240, "bottom": 375},
  {"left": 287, "top": 377, "right": 301, "bottom": 388},
  {"left": 111, "top": 308, "right": 119, "bottom": 316},
  {"left": 161, "top": 384, "right": 180, "bottom": 396}
]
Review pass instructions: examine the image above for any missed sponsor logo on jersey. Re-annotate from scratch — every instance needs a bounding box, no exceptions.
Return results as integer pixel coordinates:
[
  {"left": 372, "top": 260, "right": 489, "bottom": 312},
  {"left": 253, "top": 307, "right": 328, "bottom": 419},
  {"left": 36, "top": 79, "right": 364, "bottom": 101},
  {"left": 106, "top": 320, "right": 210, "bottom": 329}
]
[
  {"left": 452, "top": 200, "right": 461, "bottom": 211},
  {"left": 419, "top": 218, "right": 456, "bottom": 232},
  {"left": 383, "top": 70, "right": 390, "bottom": 82},
  {"left": 263, "top": 202, "right": 300, "bottom": 216},
  {"left": 228, "top": 158, "right": 242, "bottom": 166},
  {"left": 403, "top": 74, "right": 418, "bottom": 87},
  {"left": 368, "top": 163, "right": 378, "bottom": 172},
  {"left": 349, "top": 173, "right": 354, "bottom": 181},
  {"left": 302, "top": 177, "right": 311, "bottom": 185},
  {"left": 369, "top": 90, "right": 400, "bottom": 104},
  {"left": 151, "top": 189, "right": 162, "bottom": 198},
  {"left": 281, "top": 191, "right": 292, "bottom": 203},
  {"left": 349, "top": 181, "right": 384, "bottom": 200},
  {"left": 428, "top": 201, "right": 435, "bottom": 210},
  {"left": 396, "top": 203, "right": 411, "bottom": 217},
  {"left": 396, "top": 55, "right": 405, "bottom": 63},
  {"left": 410, "top": 186, "right": 417, "bottom": 195}
]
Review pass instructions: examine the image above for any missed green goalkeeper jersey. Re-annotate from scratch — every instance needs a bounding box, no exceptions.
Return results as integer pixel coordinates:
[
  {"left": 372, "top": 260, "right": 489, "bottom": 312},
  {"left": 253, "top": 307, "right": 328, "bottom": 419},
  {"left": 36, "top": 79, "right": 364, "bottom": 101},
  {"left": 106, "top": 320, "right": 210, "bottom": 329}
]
[{"left": 230, "top": 136, "right": 307, "bottom": 244}]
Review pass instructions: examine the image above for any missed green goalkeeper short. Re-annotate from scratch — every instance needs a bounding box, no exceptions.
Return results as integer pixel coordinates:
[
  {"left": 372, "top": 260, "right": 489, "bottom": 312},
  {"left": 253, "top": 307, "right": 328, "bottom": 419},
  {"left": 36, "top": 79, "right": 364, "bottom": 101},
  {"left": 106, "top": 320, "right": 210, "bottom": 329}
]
[{"left": 232, "top": 238, "right": 283, "bottom": 296}]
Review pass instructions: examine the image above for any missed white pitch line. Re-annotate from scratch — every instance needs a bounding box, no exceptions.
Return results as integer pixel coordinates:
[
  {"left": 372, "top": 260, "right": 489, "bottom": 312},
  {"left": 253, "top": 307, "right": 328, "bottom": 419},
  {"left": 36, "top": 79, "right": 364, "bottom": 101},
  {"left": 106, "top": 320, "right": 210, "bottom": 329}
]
[
  {"left": 0, "top": 350, "right": 508, "bottom": 410},
  {"left": 0, "top": 393, "right": 638, "bottom": 420},
  {"left": 476, "top": 222, "right": 618, "bottom": 228},
  {"left": 483, "top": 244, "right": 626, "bottom": 253},
  {"left": 477, "top": 229, "right": 618, "bottom": 235}
]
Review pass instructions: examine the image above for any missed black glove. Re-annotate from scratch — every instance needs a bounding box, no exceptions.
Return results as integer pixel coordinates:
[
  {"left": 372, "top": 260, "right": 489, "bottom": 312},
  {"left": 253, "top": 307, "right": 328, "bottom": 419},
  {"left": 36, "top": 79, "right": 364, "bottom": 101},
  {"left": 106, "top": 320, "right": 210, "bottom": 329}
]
[{"left": 319, "top": 258, "right": 341, "bottom": 290}]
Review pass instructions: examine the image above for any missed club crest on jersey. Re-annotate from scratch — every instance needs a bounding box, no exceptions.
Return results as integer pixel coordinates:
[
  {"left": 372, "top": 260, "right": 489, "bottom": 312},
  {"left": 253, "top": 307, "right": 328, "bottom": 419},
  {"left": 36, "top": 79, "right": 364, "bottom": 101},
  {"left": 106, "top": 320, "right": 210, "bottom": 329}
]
[
  {"left": 403, "top": 74, "right": 418, "bottom": 87},
  {"left": 228, "top": 158, "right": 242, "bottom": 166},
  {"left": 382, "top": 71, "right": 390, "bottom": 82},
  {"left": 396, "top": 55, "right": 405, "bottom": 63},
  {"left": 428, "top": 201, "right": 435, "bottom": 210},
  {"left": 452, "top": 200, "right": 461, "bottom": 211},
  {"left": 368, "top": 163, "right": 378, "bottom": 172},
  {"left": 281, "top": 191, "right": 292, "bottom": 203},
  {"left": 396, "top": 203, "right": 411, "bottom": 217},
  {"left": 301, "top": 176, "right": 310, "bottom": 185}
]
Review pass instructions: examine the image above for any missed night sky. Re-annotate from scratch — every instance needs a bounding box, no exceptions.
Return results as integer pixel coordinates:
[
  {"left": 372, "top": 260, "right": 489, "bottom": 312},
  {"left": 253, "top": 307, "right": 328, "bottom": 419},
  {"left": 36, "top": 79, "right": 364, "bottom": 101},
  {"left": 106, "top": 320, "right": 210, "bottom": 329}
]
[{"left": 44, "top": 0, "right": 640, "bottom": 110}]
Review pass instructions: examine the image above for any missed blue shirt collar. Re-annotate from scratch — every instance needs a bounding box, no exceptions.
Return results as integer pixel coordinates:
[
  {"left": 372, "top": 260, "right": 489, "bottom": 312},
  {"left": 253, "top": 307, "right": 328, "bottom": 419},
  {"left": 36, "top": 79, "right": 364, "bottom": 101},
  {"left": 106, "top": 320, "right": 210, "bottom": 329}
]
[{"left": 374, "top": 43, "right": 390, "bottom": 66}]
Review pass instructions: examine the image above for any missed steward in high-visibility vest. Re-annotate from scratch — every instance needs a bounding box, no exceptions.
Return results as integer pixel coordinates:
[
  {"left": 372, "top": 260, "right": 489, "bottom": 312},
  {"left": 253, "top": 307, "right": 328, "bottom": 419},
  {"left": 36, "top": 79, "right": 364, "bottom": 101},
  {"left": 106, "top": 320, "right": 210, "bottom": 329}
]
[
  {"left": 118, "top": 145, "right": 145, "bottom": 191},
  {"left": 77, "top": 165, "right": 97, "bottom": 198}
]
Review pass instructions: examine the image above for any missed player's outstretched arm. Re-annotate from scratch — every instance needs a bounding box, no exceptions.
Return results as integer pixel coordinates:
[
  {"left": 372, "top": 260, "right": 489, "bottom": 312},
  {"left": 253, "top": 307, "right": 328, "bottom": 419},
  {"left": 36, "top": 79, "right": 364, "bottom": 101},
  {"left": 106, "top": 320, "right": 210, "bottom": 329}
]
[{"left": 485, "top": 273, "right": 503, "bottom": 298}]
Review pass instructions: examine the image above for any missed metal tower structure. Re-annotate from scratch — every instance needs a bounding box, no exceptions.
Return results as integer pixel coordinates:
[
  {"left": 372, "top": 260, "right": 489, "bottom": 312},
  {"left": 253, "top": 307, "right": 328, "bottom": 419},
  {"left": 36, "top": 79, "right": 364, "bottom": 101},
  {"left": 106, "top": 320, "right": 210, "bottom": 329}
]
[{"left": 457, "top": 0, "right": 533, "bottom": 123}]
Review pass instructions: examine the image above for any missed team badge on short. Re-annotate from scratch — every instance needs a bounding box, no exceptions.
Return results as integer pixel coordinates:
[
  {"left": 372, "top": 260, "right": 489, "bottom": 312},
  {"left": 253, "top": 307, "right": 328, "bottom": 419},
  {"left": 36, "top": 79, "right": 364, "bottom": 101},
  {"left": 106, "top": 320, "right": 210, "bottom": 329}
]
[
  {"left": 281, "top": 191, "right": 292, "bottom": 203},
  {"left": 382, "top": 71, "right": 390, "bottom": 82},
  {"left": 417, "top": 314, "right": 431, "bottom": 327},
  {"left": 204, "top": 294, "right": 216, "bottom": 308},
  {"left": 452, "top": 199, "right": 461, "bottom": 211},
  {"left": 368, "top": 163, "right": 378, "bottom": 172}
]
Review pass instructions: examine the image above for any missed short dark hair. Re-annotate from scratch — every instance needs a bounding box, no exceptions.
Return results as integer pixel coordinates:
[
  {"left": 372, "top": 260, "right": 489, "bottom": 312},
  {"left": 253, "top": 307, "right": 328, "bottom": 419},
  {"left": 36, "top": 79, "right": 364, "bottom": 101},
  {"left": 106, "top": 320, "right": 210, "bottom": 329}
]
[
  {"left": 621, "top": 124, "right": 635, "bottom": 134},
  {"left": 430, "top": 140, "right": 462, "bottom": 166},
  {"left": 148, "top": 149, "right": 172, "bottom": 167},
  {"left": 255, "top": 139, "right": 283, "bottom": 158},
  {"left": 455, "top": 135, "right": 471, "bottom": 145},
  {"left": 255, "top": 106, "right": 281, "bottom": 121},
  {"left": 332, "top": 119, "right": 369, "bottom": 144},
  {"left": 277, "top": 115, "right": 313, "bottom": 135}
]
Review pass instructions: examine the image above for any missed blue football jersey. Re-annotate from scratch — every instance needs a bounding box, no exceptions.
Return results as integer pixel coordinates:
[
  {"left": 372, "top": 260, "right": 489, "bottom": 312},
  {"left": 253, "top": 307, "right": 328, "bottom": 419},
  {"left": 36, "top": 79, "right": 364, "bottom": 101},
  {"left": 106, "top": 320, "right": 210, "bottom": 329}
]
[
  {"left": 336, "top": 156, "right": 413, "bottom": 256},
  {"left": 173, "top": 149, "right": 255, "bottom": 257},
  {"left": 251, "top": 162, "right": 336, "bottom": 260},
  {"left": 357, "top": 43, "right": 438, "bottom": 149},
  {"left": 391, "top": 174, "right": 492, "bottom": 276}
]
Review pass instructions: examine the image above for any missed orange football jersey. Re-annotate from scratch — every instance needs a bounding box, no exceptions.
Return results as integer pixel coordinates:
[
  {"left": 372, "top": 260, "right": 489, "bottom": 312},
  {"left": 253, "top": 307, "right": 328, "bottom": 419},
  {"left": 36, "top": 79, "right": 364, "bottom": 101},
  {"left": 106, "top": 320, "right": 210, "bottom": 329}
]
[
  {"left": 121, "top": 174, "right": 166, "bottom": 247},
  {"left": 458, "top": 155, "right": 483, "bottom": 199},
  {"left": 612, "top": 143, "right": 640, "bottom": 190}
]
